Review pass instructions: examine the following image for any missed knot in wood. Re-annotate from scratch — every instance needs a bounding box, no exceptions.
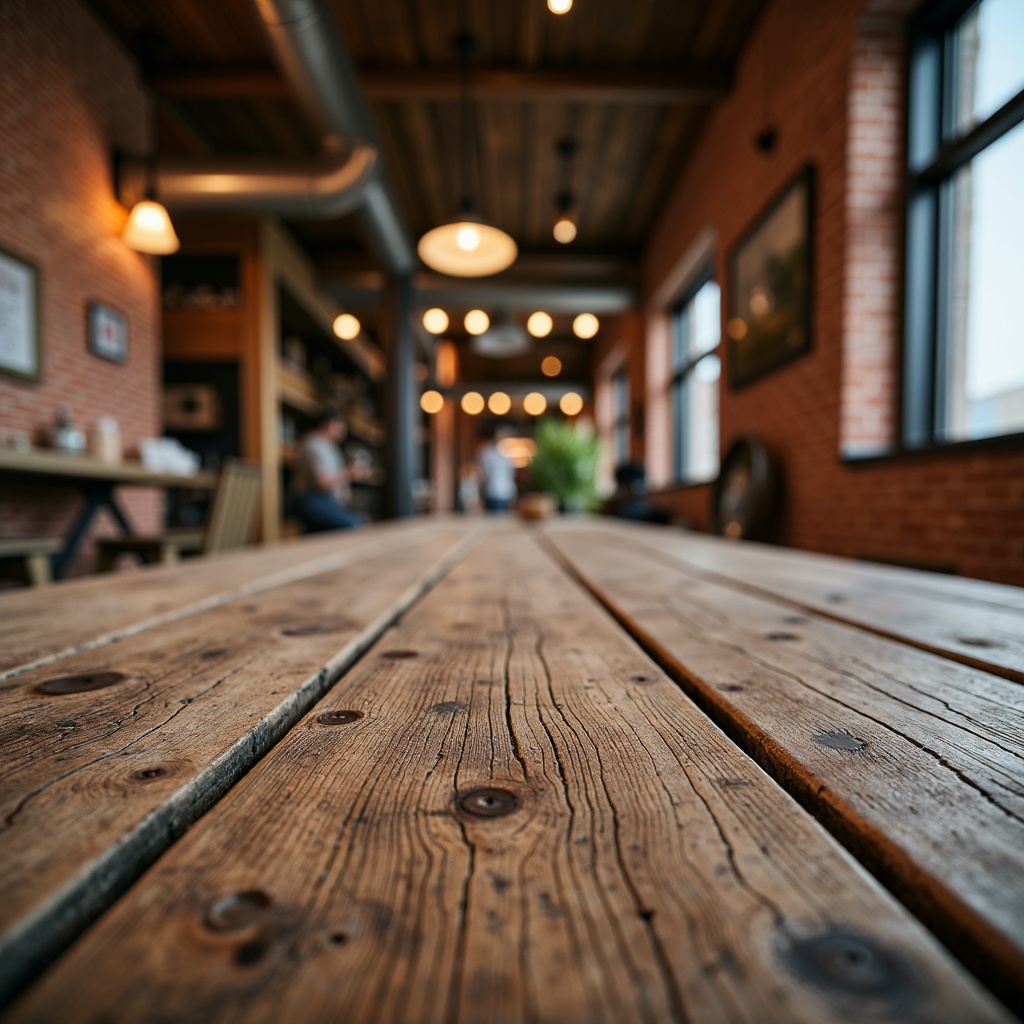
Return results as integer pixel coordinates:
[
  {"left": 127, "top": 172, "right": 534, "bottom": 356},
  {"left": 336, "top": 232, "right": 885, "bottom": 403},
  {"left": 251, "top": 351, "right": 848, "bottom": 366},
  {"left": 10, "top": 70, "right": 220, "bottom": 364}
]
[
  {"left": 281, "top": 619, "right": 344, "bottom": 637},
  {"left": 812, "top": 731, "right": 866, "bottom": 752},
  {"left": 458, "top": 787, "right": 520, "bottom": 819},
  {"left": 379, "top": 649, "right": 419, "bottom": 660},
  {"left": 204, "top": 890, "right": 272, "bottom": 932},
  {"left": 35, "top": 671, "right": 127, "bottom": 695},
  {"left": 317, "top": 710, "right": 363, "bottom": 726},
  {"left": 784, "top": 928, "right": 922, "bottom": 1007}
]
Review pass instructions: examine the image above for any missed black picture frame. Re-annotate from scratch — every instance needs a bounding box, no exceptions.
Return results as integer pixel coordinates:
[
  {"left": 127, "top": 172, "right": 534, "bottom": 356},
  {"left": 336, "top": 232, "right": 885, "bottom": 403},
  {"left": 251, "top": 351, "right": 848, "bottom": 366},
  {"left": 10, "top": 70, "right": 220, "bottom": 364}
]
[
  {"left": 87, "top": 301, "right": 128, "bottom": 364},
  {"left": 0, "top": 244, "right": 42, "bottom": 383},
  {"left": 727, "top": 165, "right": 814, "bottom": 389}
]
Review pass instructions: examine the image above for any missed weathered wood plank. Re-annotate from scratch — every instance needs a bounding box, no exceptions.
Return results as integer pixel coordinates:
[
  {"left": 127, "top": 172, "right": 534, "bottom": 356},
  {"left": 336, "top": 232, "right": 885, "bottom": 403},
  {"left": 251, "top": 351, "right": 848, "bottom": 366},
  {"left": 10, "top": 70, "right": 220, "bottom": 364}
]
[
  {"left": 542, "top": 523, "right": 1024, "bottom": 1012},
  {"left": 0, "top": 518, "right": 466, "bottom": 680},
  {"left": 0, "top": 524, "right": 481, "bottom": 1007},
  {"left": 8, "top": 532, "right": 1008, "bottom": 1022},
  {"left": 555, "top": 519, "right": 1024, "bottom": 682}
]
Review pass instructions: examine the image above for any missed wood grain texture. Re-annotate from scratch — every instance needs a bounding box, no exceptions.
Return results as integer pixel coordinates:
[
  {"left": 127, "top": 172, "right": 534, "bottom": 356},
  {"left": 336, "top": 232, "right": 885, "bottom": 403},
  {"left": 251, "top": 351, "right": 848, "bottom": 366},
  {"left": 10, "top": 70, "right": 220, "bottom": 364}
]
[
  {"left": 563, "top": 519, "right": 1024, "bottom": 682},
  {"left": 0, "top": 524, "right": 481, "bottom": 1007},
  {"left": 8, "top": 531, "right": 1008, "bottom": 1023},
  {"left": 0, "top": 518, "right": 465, "bottom": 679},
  {"left": 541, "top": 522, "right": 1024, "bottom": 1013}
]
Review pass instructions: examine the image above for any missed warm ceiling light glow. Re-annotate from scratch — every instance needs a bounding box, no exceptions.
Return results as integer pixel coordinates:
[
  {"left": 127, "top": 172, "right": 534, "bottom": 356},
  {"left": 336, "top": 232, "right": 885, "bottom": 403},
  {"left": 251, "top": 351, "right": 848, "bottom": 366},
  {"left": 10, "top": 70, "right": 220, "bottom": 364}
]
[
  {"left": 727, "top": 317, "right": 748, "bottom": 340},
  {"left": 541, "top": 356, "right": 562, "bottom": 377},
  {"left": 423, "top": 308, "right": 449, "bottom": 334},
  {"left": 121, "top": 200, "right": 180, "bottom": 255},
  {"left": 333, "top": 313, "right": 360, "bottom": 340},
  {"left": 523, "top": 392, "right": 548, "bottom": 416},
  {"left": 487, "top": 392, "right": 512, "bottom": 415},
  {"left": 573, "top": 313, "right": 599, "bottom": 339},
  {"left": 497, "top": 436, "right": 537, "bottom": 468},
  {"left": 417, "top": 216, "right": 518, "bottom": 277},
  {"left": 548, "top": 0, "right": 572, "bottom": 12},
  {"left": 461, "top": 391, "right": 485, "bottom": 415},
  {"left": 559, "top": 392, "right": 584, "bottom": 416},
  {"left": 527, "top": 311, "right": 553, "bottom": 338},
  {"left": 464, "top": 309, "right": 490, "bottom": 335},
  {"left": 420, "top": 390, "right": 444, "bottom": 414},
  {"left": 553, "top": 213, "right": 577, "bottom": 244}
]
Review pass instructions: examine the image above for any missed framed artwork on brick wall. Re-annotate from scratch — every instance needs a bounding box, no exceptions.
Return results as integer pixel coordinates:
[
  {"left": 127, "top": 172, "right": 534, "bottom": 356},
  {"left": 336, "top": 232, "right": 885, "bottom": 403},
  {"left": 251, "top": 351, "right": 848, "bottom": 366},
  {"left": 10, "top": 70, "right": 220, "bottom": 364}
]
[
  {"left": 727, "top": 165, "right": 814, "bottom": 389},
  {"left": 0, "top": 245, "right": 42, "bottom": 382},
  {"left": 87, "top": 301, "right": 128, "bottom": 364}
]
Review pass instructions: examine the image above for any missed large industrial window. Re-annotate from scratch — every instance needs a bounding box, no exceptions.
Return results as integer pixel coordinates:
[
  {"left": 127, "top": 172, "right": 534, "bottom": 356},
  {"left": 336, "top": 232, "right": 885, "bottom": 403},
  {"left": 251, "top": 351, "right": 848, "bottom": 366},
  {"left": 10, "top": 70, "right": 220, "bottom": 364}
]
[
  {"left": 612, "top": 367, "right": 629, "bottom": 465},
  {"left": 671, "top": 272, "right": 721, "bottom": 482},
  {"left": 905, "top": 0, "right": 1024, "bottom": 446}
]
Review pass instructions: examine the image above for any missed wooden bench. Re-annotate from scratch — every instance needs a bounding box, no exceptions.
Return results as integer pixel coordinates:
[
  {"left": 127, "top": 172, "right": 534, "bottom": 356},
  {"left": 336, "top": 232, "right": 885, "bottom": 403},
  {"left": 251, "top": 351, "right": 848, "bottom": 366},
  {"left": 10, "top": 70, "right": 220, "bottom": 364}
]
[
  {"left": 1, "top": 518, "right": 1020, "bottom": 1021},
  {"left": 0, "top": 538, "right": 59, "bottom": 587}
]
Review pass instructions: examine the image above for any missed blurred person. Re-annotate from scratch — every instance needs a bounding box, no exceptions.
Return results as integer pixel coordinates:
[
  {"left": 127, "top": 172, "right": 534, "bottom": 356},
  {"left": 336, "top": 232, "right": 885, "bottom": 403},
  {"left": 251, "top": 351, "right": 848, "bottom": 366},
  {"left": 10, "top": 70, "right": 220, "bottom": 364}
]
[
  {"left": 477, "top": 425, "right": 517, "bottom": 513},
  {"left": 292, "top": 410, "right": 368, "bottom": 532}
]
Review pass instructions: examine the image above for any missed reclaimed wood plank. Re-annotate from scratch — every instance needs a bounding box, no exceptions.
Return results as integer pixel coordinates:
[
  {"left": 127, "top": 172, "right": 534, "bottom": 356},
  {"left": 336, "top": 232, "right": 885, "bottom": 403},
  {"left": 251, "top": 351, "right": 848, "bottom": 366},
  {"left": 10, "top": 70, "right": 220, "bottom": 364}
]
[
  {"left": 0, "top": 518, "right": 465, "bottom": 679},
  {"left": 0, "top": 523, "right": 483, "bottom": 1007},
  {"left": 563, "top": 519, "right": 1024, "bottom": 683},
  {"left": 8, "top": 531, "right": 1009, "bottom": 1022},
  {"left": 542, "top": 522, "right": 1024, "bottom": 1013}
]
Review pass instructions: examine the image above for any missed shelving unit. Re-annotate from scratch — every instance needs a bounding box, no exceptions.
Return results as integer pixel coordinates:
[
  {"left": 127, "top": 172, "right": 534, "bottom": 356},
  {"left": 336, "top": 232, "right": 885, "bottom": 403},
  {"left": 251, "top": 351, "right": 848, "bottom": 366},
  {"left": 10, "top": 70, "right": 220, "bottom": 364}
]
[{"left": 161, "top": 218, "right": 387, "bottom": 540}]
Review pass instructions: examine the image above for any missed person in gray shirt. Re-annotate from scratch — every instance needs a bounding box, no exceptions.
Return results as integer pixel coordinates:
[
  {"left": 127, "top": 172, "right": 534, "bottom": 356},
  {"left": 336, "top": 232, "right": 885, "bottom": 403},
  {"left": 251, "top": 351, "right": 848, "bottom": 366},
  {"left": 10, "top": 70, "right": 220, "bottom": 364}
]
[{"left": 292, "top": 410, "right": 366, "bottom": 532}]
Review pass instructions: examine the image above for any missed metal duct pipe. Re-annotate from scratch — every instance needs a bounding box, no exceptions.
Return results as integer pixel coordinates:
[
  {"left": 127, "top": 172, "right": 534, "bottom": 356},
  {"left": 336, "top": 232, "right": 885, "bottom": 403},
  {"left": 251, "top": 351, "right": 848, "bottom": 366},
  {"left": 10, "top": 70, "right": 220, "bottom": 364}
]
[
  {"left": 120, "top": 147, "right": 377, "bottom": 218},
  {"left": 250, "top": 0, "right": 417, "bottom": 274}
]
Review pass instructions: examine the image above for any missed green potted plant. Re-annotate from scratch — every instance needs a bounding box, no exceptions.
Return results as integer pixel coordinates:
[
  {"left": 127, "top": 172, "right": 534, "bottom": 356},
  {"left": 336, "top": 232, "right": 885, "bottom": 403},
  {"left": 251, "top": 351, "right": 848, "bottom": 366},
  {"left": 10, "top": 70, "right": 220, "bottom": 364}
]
[{"left": 527, "top": 418, "right": 601, "bottom": 513}]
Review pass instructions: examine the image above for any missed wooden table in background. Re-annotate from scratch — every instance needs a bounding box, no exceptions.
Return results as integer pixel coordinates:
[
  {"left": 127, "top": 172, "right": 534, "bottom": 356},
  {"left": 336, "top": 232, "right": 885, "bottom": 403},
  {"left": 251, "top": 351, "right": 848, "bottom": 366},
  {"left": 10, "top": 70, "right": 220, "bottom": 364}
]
[
  {"left": 0, "top": 448, "right": 217, "bottom": 578},
  {"left": 1, "top": 516, "right": 1021, "bottom": 1022}
]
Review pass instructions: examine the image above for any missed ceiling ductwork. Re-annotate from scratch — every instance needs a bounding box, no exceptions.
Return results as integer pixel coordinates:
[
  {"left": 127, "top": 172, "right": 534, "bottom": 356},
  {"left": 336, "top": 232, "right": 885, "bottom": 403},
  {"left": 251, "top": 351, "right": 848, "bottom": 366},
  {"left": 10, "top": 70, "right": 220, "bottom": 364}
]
[
  {"left": 250, "top": 0, "right": 417, "bottom": 274},
  {"left": 119, "top": 147, "right": 378, "bottom": 219}
]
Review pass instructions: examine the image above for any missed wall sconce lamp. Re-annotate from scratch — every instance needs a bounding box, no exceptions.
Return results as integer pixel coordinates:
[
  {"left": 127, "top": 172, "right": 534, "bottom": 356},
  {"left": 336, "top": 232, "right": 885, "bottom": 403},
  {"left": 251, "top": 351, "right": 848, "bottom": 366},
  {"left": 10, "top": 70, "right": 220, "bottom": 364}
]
[{"left": 114, "top": 152, "right": 180, "bottom": 255}]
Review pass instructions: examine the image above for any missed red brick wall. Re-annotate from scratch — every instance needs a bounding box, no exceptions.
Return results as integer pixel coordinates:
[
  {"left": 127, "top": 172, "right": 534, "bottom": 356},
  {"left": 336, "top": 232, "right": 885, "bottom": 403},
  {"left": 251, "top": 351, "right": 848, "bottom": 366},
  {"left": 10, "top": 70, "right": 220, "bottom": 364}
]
[
  {"left": 0, "top": 0, "right": 162, "bottom": 575},
  {"left": 640, "top": 0, "right": 1024, "bottom": 586}
]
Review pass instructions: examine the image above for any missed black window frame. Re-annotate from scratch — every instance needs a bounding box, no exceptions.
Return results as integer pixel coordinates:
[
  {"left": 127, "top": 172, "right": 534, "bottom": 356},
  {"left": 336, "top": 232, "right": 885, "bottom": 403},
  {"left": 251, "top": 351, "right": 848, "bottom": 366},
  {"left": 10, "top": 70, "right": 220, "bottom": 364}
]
[
  {"left": 670, "top": 265, "right": 721, "bottom": 484},
  {"left": 904, "top": 0, "right": 1024, "bottom": 449}
]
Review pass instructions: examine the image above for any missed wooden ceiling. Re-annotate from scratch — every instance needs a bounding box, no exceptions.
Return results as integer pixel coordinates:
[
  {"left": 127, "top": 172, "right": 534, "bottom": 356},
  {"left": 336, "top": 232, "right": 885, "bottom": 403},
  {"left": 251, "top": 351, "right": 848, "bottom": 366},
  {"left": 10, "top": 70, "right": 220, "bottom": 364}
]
[{"left": 88, "top": 0, "right": 767, "bottom": 271}]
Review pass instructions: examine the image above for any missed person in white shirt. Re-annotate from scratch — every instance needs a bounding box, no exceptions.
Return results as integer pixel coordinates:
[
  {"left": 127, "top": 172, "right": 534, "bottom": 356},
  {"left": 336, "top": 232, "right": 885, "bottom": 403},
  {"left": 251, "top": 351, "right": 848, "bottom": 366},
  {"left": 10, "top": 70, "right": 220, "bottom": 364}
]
[
  {"left": 292, "top": 410, "right": 367, "bottom": 532},
  {"left": 477, "top": 426, "right": 517, "bottom": 513}
]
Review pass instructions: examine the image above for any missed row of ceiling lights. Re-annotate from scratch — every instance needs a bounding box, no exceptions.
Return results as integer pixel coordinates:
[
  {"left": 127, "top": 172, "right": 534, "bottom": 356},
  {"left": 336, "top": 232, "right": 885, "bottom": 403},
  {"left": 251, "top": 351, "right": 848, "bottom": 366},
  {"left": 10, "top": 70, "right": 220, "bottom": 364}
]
[
  {"left": 421, "top": 308, "right": 599, "bottom": 339},
  {"left": 420, "top": 390, "right": 584, "bottom": 417}
]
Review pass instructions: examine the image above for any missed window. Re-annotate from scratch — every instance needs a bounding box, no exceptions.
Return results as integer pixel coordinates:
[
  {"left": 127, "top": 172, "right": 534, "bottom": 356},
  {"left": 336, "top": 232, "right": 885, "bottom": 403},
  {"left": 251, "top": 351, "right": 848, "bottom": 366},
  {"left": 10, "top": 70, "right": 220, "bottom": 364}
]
[
  {"left": 905, "top": 0, "right": 1024, "bottom": 446},
  {"left": 671, "top": 273, "right": 721, "bottom": 482},
  {"left": 612, "top": 367, "right": 629, "bottom": 464}
]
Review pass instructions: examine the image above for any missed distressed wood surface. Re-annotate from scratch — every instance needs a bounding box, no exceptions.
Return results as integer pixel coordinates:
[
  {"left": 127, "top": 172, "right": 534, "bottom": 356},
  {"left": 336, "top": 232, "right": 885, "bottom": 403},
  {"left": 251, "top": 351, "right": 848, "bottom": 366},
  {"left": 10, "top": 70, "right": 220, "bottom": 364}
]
[
  {"left": 0, "top": 518, "right": 467, "bottom": 679},
  {"left": 557, "top": 519, "right": 1024, "bottom": 683},
  {"left": 8, "top": 532, "right": 1008, "bottom": 1023},
  {"left": 542, "top": 523, "right": 1024, "bottom": 1012},
  {"left": 0, "top": 524, "right": 480, "bottom": 1007}
]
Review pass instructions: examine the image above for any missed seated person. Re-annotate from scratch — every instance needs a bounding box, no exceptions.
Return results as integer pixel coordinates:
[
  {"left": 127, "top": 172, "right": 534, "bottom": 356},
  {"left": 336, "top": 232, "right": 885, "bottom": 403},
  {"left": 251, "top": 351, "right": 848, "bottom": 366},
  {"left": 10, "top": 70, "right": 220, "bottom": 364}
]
[
  {"left": 291, "top": 410, "right": 367, "bottom": 533},
  {"left": 603, "top": 461, "right": 671, "bottom": 525}
]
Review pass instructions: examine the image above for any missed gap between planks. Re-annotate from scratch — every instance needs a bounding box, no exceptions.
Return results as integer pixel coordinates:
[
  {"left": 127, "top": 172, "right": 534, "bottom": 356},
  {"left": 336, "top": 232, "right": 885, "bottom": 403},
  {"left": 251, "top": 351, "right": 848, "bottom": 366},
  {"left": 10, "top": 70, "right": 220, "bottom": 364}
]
[{"left": 0, "top": 525, "right": 489, "bottom": 1011}]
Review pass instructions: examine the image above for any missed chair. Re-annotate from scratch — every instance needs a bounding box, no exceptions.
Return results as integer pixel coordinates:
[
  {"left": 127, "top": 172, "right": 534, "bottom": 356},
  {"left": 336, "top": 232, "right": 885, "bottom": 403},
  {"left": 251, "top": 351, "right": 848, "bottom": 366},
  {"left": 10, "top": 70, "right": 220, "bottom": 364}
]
[
  {"left": 97, "top": 459, "right": 262, "bottom": 571},
  {"left": 0, "top": 538, "right": 61, "bottom": 586}
]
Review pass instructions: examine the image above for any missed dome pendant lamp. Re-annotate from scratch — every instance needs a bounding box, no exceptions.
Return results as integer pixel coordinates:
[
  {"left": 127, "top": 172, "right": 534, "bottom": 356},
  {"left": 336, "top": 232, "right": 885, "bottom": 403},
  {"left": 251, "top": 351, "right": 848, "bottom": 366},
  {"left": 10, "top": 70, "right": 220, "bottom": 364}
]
[{"left": 417, "top": 34, "right": 517, "bottom": 277}]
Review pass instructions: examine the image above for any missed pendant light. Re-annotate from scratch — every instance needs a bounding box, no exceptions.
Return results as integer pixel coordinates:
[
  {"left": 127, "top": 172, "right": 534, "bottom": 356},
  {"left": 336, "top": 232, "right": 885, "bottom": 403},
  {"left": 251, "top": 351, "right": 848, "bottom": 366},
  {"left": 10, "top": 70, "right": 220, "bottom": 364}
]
[
  {"left": 552, "top": 137, "right": 579, "bottom": 244},
  {"left": 417, "top": 34, "right": 517, "bottom": 277}
]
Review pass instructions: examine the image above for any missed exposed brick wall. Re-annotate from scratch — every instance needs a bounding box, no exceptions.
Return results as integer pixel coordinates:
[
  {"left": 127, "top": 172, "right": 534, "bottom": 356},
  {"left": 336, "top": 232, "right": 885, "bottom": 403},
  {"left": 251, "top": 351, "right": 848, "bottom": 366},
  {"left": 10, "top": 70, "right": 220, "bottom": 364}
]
[
  {"left": 641, "top": 0, "right": 1024, "bottom": 586},
  {"left": 0, "top": 0, "right": 162, "bottom": 575}
]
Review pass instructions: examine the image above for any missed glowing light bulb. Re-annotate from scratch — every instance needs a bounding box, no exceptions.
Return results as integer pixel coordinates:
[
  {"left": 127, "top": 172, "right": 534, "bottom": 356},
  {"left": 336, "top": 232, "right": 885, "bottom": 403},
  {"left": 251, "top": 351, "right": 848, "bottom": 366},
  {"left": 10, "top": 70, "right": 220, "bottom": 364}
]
[
  {"left": 573, "top": 313, "right": 599, "bottom": 339},
  {"left": 420, "top": 390, "right": 444, "bottom": 414},
  {"left": 541, "top": 356, "right": 562, "bottom": 377},
  {"left": 423, "top": 308, "right": 449, "bottom": 334},
  {"left": 553, "top": 214, "right": 577, "bottom": 244},
  {"left": 456, "top": 224, "right": 481, "bottom": 252},
  {"left": 548, "top": 0, "right": 572, "bottom": 12},
  {"left": 461, "top": 391, "right": 485, "bottom": 415},
  {"left": 527, "top": 311, "right": 553, "bottom": 338},
  {"left": 488, "top": 392, "right": 512, "bottom": 415},
  {"left": 523, "top": 392, "right": 548, "bottom": 416},
  {"left": 464, "top": 310, "right": 490, "bottom": 335},
  {"left": 559, "top": 392, "right": 583, "bottom": 416},
  {"left": 121, "top": 200, "right": 180, "bottom": 255},
  {"left": 333, "top": 313, "right": 360, "bottom": 340}
]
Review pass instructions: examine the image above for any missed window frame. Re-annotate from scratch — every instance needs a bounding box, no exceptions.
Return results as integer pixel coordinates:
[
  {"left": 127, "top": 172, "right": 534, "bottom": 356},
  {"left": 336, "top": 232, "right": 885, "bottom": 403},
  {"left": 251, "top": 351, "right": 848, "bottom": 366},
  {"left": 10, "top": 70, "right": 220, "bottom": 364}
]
[
  {"left": 904, "top": 0, "right": 1024, "bottom": 448},
  {"left": 611, "top": 365, "right": 630, "bottom": 465},
  {"left": 670, "top": 265, "right": 721, "bottom": 484}
]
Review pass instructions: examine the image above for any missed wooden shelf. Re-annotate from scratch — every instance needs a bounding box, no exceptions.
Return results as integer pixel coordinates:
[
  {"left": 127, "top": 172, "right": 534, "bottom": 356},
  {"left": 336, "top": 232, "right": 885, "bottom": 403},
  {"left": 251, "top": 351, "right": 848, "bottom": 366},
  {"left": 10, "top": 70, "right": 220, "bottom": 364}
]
[
  {"left": 348, "top": 411, "right": 386, "bottom": 447},
  {"left": 277, "top": 363, "right": 323, "bottom": 417}
]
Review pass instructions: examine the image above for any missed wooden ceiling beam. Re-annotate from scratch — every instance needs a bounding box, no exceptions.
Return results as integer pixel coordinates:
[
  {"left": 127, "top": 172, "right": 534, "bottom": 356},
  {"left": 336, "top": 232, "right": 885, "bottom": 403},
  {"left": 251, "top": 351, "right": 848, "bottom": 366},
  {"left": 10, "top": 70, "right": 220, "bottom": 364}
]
[{"left": 150, "top": 65, "right": 732, "bottom": 104}]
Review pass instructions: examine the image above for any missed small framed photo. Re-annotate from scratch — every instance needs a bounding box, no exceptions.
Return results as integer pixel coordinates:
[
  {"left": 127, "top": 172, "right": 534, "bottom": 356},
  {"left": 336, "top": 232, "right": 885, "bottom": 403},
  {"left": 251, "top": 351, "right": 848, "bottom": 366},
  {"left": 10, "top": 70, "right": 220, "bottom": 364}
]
[
  {"left": 88, "top": 302, "right": 128, "bottom": 364},
  {"left": 0, "top": 245, "right": 42, "bottom": 382},
  {"left": 727, "top": 165, "right": 814, "bottom": 389}
]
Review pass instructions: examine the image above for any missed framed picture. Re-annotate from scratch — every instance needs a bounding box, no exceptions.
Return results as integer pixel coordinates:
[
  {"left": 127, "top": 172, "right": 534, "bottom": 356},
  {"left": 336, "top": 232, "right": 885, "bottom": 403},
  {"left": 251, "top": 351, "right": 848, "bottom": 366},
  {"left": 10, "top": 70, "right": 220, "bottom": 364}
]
[
  {"left": 0, "top": 245, "right": 42, "bottom": 382},
  {"left": 727, "top": 166, "right": 814, "bottom": 388},
  {"left": 88, "top": 302, "right": 128, "bottom": 364}
]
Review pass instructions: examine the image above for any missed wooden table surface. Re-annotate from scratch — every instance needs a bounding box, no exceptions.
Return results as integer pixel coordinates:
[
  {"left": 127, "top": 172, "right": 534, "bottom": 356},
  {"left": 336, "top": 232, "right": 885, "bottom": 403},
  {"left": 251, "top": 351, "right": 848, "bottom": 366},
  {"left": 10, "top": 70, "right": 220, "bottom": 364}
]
[{"left": 1, "top": 516, "right": 1021, "bottom": 1023}]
